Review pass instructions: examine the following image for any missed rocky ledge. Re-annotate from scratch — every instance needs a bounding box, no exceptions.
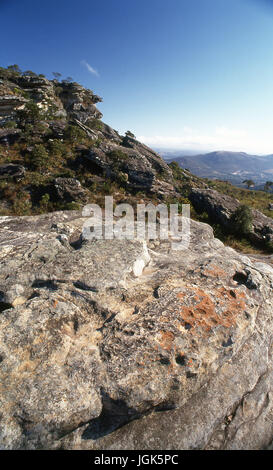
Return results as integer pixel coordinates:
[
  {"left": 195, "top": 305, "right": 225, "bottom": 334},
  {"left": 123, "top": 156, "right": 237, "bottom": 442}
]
[
  {"left": 190, "top": 188, "right": 273, "bottom": 246},
  {"left": 0, "top": 211, "right": 272, "bottom": 450}
]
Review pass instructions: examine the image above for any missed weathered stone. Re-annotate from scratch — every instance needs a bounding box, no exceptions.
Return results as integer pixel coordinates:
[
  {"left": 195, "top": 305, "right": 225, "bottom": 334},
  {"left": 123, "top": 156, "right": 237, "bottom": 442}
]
[
  {"left": 0, "top": 95, "right": 27, "bottom": 124},
  {"left": 190, "top": 188, "right": 273, "bottom": 245},
  {"left": 57, "top": 82, "right": 102, "bottom": 123},
  {"left": 85, "top": 141, "right": 175, "bottom": 194},
  {"left": 0, "top": 211, "right": 272, "bottom": 450},
  {"left": 52, "top": 178, "right": 88, "bottom": 203},
  {"left": 0, "top": 163, "right": 25, "bottom": 180},
  {"left": 48, "top": 120, "right": 67, "bottom": 139}
]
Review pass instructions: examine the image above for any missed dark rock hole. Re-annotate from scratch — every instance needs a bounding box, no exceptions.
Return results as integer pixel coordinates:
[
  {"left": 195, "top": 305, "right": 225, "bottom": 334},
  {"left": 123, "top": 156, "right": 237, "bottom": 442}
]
[
  {"left": 73, "top": 280, "right": 98, "bottom": 292},
  {"left": 222, "top": 336, "right": 233, "bottom": 348},
  {"left": 175, "top": 354, "right": 187, "bottom": 366},
  {"left": 233, "top": 272, "right": 257, "bottom": 290},
  {"left": 159, "top": 356, "right": 171, "bottom": 366}
]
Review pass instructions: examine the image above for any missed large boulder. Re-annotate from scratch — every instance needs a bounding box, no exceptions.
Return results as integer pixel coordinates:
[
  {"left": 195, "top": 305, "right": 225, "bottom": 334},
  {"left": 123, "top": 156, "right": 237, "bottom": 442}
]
[
  {"left": 57, "top": 82, "right": 102, "bottom": 123},
  {"left": 0, "top": 211, "right": 272, "bottom": 449},
  {"left": 52, "top": 178, "right": 89, "bottom": 203},
  {"left": 0, "top": 163, "right": 25, "bottom": 180},
  {"left": 48, "top": 120, "right": 67, "bottom": 139},
  {"left": 0, "top": 128, "right": 21, "bottom": 145},
  {"left": 190, "top": 188, "right": 273, "bottom": 245},
  {"left": 85, "top": 141, "right": 175, "bottom": 195}
]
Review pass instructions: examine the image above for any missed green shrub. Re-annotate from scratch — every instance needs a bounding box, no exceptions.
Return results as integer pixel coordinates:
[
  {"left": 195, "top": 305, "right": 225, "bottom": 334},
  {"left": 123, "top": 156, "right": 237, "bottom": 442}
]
[
  {"left": 39, "top": 193, "right": 50, "bottom": 211},
  {"left": 48, "top": 139, "right": 66, "bottom": 157},
  {"left": 64, "top": 125, "right": 86, "bottom": 143},
  {"left": 12, "top": 191, "right": 32, "bottom": 215},
  {"left": 65, "top": 201, "right": 81, "bottom": 210},
  {"left": 29, "top": 144, "right": 50, "bottom": 171},
  {"left": 231, "top": 204, "right": 253, "bottom": 236},
  {"left": 85, "top": 118, "right": 103, "bottom": 130},
  {"left": 3, "top": 121, "right": 17, "bottom": 129},
  {"left": 107, "top": 149, "right": 128, "bottom": 162},
  {"left": 17, "top": 101, "right": 44, "bottom": 125}
]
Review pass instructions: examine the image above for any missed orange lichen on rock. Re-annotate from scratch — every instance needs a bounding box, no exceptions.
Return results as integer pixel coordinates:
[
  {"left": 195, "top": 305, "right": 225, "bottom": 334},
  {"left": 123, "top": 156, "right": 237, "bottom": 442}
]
[
  {"left": 158, "top": 331, "right": 175, "bottom": 351},
  {"left": 177, "top": 286, "right": 246, "bottom": 333},
  {"left": 202, "top": 263, "right": 229, "bottom": 279}
]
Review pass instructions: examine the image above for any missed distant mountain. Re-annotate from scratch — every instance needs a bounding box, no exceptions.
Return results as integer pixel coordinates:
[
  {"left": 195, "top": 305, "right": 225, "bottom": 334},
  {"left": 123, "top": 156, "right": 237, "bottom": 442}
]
[{"left": 162, "top": 150, "right": 273, "bottom": 187}]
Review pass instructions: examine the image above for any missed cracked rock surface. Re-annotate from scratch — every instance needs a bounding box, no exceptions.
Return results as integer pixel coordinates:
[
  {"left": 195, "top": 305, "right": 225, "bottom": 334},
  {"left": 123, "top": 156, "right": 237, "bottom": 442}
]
[{"left": 0, "top": 211, "right": 272, "bottom": 449}]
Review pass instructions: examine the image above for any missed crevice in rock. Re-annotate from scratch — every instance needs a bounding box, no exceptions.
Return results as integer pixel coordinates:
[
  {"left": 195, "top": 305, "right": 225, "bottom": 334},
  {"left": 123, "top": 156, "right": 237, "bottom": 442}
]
[
  {"left": 81, "top": 391, "right": 141, "bottom": 440},
  {"left": 222, "top": 336, "right": 233, "bottom": 348},
  {"left": 133, "top": 306, "right": 140, "bottom": 315},
  {"left": 209, "top": 367, "right": 270, "bottom": 449},
  {"left": 0, "top": 301, "right": 13, "bottom": 313},
  {"left": 73, "top": 280, "right": 98, "bottom": 292},
  {"left": 27, "top": 291, "right": 40, "bottom": 300},
  {"left": 159, "top": 355, "right": 171, "bottom": 365},
  {"left": 154, "top": 401, "right": 176, "bottom": 412},
  {"left": 97, "top": 313, "right": 117, "bottom": 333},
  {"left": 31, "top": 279, "right": 58, "bottom": 291},
  {"left": 0, "top": 290, "right": 13, "bottom": 312},
  {"left": 153, "top": 286, "right": 160, "bottom": 298},
  {"left": 186, "top": 371, "right": 197, "bottom": 379},
  {"left": 73, "top": 316, "right": 79, "bottom": 333},
  {"left": 224, "top": 389, "right": 271, "bottom": 449}
]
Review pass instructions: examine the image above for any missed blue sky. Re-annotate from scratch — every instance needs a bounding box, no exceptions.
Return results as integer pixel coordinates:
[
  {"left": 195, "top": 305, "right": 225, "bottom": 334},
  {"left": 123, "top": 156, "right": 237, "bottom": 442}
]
[{"left": 1, "top": 0, "right": 273, "bottom": 153}]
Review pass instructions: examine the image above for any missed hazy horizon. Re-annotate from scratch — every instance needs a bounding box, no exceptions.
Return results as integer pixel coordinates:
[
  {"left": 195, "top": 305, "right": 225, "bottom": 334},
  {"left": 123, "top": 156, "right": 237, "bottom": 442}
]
[{"left": 153, "top": 147, "right": 273, "bottom": 157}]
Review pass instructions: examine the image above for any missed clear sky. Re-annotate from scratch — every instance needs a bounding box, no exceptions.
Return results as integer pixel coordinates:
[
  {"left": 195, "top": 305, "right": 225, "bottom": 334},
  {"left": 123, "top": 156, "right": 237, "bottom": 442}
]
[{"left": 1, "top": 0, "right": 273, "bottom": 154}]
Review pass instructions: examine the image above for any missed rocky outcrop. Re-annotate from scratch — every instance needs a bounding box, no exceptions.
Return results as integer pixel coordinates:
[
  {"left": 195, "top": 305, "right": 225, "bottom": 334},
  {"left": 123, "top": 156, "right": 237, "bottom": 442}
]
[
  {"left": 85, "top": 140, "right": 175, "bottom": 195},
  {"left": 0, "top": 95, "right": 27, "bottom": 124},
  {"left": 52, "top": 178, "right": 89, "bottom": 203},
  {"left": 0, "top": 72, "right": 174, "bottom": 196},
  {"left": 0, "top": 211, "right": 272, "bottom": 449},
  {"left": 57, "top": 82, "right": 102, "bottom": 123},
  {"left": 0, "top": 128, "right": 21, "bottom": 145},
  {"left": 190, "top": 188, "right": 273, "bottom": 245},
  {"left": 0, "top": 163, "right": 25, "bottom": 180},
  {"left": 0, "top": 75, "right": 102, "bottom": 125},
  {"left": 17, "top": 75, "right": 57, "bottom": 111}
]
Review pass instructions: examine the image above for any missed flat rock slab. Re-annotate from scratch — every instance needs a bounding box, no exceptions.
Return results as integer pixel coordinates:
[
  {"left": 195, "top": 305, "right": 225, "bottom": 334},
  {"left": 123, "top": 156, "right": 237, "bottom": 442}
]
[{"left": 0, "top": 211, "right": 272, "bottom": 449}]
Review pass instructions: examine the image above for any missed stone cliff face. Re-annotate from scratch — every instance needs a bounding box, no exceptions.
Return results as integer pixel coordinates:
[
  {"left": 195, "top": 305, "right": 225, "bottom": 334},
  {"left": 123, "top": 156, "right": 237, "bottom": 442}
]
[
  {"left": 0, "top": 74, "right": 100, "bottom": 123},
  {"left": 0, "top": 211, "right": 272, "bottom": 450}
]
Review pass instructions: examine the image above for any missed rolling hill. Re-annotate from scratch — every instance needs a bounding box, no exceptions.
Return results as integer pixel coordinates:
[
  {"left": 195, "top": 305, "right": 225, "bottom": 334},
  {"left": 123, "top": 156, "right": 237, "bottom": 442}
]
[{"left": 163, "top": 150, "right": 273, "bottom": 186}]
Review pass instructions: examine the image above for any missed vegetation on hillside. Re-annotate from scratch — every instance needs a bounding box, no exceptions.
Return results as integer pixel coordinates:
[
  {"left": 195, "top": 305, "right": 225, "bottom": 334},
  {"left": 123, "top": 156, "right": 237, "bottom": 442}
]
[
  {"left": 205, "top": 179, "right": 273, "bottom": 219},
  {"left": 1, "top": 65, "right": 273, "bottom": 254}
]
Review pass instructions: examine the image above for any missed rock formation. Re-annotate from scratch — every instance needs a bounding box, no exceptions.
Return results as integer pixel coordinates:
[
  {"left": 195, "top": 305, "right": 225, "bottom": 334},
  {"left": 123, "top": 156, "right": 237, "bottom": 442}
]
[
  {"left": 0, "top": 163, "right": 25, "bottom": 180},
  {"left": 0, "top": 211, "right": 272, "bottom": 450},
  {"left": 0, "top": 67, "right": 179, "bottom": 213},
  {"left": 190, "top": 188, "right": 273, "bottom": 246}
]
